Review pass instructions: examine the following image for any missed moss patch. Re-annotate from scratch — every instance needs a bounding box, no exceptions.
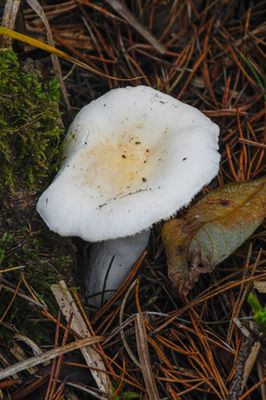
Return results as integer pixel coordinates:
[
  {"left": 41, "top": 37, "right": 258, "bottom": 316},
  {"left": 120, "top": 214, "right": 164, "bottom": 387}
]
[
  {"left": 0, "top": 49, "right": 62, "bottom": 192},
  {"left": 0, "top": 50, "right": 76, "bottom": 345}
]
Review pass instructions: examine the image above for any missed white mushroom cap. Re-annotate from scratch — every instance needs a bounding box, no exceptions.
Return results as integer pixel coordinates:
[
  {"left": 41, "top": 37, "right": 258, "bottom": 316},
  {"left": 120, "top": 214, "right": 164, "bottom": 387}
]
[{"left": 37, "top": 86, "right": 220, "bottom": 242}]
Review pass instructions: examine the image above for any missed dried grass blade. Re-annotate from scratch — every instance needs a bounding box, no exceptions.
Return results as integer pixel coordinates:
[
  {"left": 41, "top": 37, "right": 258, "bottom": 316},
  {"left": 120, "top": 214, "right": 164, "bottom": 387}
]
[
  {"left": 0, "top": 336, "right": 102, "bottom": 381},
  {"left": 1, "top": 0, "right": 21, "bottom": 47},
  {"left": 257, "top": 362, "right": 266, "bottom": 400},
  {"left": 0, "top": 266, "right": 25, "bottom": 273},
  {"left": 105, "top": 0, "right": 166, "bottom": 54},
  {"left": 242, "top": 340, "right": 261, "bottom": 391},
  {"left": 51, "top": 280, "right": 112, "bottom": 397},
  {"left": 135, "top": 313, "right": 160, "bottom": 400},
  {"left": 25, "top": 0, "right": 71, "bottom": 112}
]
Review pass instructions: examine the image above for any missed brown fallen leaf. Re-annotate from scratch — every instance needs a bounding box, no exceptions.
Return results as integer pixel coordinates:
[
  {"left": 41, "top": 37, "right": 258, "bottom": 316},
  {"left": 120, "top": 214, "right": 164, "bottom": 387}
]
[{"left": 162, "top": 177, "right": 266, "bottom": 295}]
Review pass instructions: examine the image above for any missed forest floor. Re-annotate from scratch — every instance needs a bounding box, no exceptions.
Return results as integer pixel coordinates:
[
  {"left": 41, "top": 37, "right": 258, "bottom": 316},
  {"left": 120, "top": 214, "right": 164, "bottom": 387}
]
[{"left": 0, "top": 1, "right": 265, "bottom": 399}]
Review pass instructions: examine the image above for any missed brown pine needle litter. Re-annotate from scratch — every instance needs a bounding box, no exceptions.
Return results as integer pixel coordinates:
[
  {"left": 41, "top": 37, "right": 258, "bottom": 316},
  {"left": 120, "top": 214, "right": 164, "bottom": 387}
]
[{"left": 0, "top": 1, "right": 266, "bottom": 399}]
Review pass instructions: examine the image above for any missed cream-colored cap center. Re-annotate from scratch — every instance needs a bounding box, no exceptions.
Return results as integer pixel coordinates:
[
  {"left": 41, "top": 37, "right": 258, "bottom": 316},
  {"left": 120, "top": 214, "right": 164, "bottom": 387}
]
[{"left": 71, "top": 134, "right": 163, "bottom": 200}]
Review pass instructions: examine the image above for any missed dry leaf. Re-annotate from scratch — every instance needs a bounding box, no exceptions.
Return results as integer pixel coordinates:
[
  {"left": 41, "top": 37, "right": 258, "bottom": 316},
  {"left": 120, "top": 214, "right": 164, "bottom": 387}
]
[{"left": 162, "top": 177, "right": 266, "bottom": 294}]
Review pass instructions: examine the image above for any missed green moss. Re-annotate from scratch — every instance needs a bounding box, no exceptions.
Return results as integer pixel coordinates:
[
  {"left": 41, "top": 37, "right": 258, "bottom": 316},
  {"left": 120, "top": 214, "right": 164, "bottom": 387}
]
[
  {"left": 114, "top": 391, "right": 140, "bottom": 399},
  {"left": 0, "top": 50, "right": 76, "bottom": 346},
  {"left": 0, "top": 232, "right": 13, "bottom": 264},
  {"left": 0, "top": 49, "right": 62, "bottom": 192}
]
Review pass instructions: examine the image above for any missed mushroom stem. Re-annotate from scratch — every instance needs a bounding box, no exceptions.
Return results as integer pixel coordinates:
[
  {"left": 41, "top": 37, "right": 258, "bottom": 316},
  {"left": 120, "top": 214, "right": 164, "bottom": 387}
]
[{"left": 85, "top": 230, "right": 150, "bottom": 307}]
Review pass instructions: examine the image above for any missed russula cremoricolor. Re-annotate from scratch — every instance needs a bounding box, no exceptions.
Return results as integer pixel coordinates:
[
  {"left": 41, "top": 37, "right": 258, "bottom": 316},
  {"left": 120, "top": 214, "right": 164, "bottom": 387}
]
[{"left": 37, "top": 86, "right": 220, "bottom": 306}]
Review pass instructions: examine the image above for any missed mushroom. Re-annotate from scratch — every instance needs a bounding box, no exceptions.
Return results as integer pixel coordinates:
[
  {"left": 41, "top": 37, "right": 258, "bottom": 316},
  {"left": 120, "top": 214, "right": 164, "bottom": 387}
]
[{"left": 37, "top": 86, "right": 220, "bottom": 306}]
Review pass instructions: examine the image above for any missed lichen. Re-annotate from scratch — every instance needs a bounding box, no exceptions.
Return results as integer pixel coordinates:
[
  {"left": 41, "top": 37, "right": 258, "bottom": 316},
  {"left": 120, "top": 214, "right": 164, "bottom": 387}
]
[{"left": 0, "top": 49, "right": 62, "bottom": 192}]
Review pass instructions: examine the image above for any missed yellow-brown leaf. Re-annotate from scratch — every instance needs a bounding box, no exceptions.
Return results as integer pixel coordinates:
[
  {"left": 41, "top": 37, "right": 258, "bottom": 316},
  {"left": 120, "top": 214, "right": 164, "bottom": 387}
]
[{"left": 162, "top": 177, "right": 266, "bottom": 295}]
